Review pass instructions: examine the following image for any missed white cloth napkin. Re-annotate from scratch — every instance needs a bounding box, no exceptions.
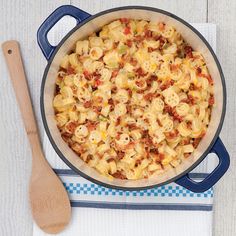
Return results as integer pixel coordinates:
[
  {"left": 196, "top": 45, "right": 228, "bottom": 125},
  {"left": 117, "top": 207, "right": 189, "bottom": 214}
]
[{"left": 33, "top": 22, "right": 217, "bottom": 236}]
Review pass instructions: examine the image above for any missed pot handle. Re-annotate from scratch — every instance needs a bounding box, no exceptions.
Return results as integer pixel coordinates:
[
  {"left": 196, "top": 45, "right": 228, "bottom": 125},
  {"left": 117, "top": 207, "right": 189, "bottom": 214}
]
[
  {"left": 175, "top": 138, "right": 230, "bottom": 193},
  {"left": 37, "top": 5, "right": 91, "bottom": 60}
]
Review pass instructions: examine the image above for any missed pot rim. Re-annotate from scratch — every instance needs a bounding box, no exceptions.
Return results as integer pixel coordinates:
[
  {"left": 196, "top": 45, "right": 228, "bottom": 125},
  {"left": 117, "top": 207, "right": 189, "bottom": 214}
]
[{"left": 40, "top": 5, "right": 226, "bottom": 191}]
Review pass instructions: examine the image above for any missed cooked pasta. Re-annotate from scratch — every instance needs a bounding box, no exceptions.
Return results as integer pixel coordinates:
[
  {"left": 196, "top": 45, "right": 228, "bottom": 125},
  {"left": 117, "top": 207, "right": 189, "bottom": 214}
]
[{"left": 53, "top": 19, "right": 214, "bottom": 180}]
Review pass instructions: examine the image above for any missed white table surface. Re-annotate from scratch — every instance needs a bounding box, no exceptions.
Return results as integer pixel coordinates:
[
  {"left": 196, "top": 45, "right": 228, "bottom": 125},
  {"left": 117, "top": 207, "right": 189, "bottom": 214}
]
[{"left": 0, "top": 1, "right": 235, "bottom": 235}]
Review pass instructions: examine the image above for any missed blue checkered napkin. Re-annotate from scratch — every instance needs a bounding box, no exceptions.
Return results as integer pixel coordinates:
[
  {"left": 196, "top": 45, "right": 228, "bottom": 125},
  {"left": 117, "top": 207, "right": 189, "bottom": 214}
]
[{"left": 33, "top": 23, "right": 217, "bottom": 236}]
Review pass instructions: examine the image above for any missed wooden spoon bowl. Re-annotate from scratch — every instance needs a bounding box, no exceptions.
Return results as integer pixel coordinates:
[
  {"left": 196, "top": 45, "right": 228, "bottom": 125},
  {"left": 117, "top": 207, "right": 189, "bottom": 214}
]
[{"left": 2, "top": 40, "right": 71, "bottom": 234}]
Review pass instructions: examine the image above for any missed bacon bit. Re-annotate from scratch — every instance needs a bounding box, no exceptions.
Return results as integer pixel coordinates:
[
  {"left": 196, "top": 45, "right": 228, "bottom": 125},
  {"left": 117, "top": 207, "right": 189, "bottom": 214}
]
[
  {"left": 124, "top": 26, "right": 131, "bottom": 35},
  {"left": 158, "top": 22, "right": 165, "bottom": 31},
  {"left": 184, "top": 45, "right": 193, "bottom": 58},
  {"left": 130, "top": 57, "right": 138, "bottom": 66},
  {"left": 188, "top": 95, "right": 196, "bottom": 105},
  {"left": 164, "top": 104, "right": 173, "bottom": 115},
  {"left": 147, "top": 75, "right": 157, "bottom": 85},
  {"left": 107, "top": 157, "right": 115, "bottom": 163},
  {"left": 182, "top": 95, "right": 195, "bottom": 105},
  {"left": 157, "top": 118, "right": 162, "bottom": 127},
  {"left": 115, "top": 132, "right": 122, "bottom": 140},
  {"left": 196, "top": 67, "right": 202, "bottom": 75},
  {"left": 189, "top": 84, "right": 195, "bottom": 90},
  {"left": 108, "top": 98, "right": 114, "bottom": 106},
  {"left": 155, "top": 153, "right": 165, "bottom": 163},
  {"left": 160, "top": 80, "right": 174, "bottom": 91},
  {"left": 65, "top": 121, "right": 78, "bottom": 133},
  {"left": 61, "top": 132, "right": 73, "bottom": 142},
  {"left": 159, "top": 37, "right": 166, "bottom": 49},
  {"left": 125, "top": 39, "right": 132, "bottom": 47},
  {"left": 120, "top": 18, "right": 129, "bottom": 24},
  {"left": 111, "top": 86, "right": 118, "bottom": 93},
  {"left": 127, "top": 123, "right": 138, "bottom": 130},
  {"left": 193, "top": 138, "right": 201, "bottom": 148},
  {"left": 150, "top": 148, "right": 159, "bottom": 154},
  {"left": 148, "top": 47, "right": 154, "bottom": 53},
  {"left": 135, "top": 80, "right": 145, "bottom": 88},
  {"left": 135, "top": 67, "right": 147, "bottom": 77},
  {"left": 144, "top": 93, "right": 156, "bottom": 101},
  {"left": 93, "top": 106, "right": 102, "bottom": 113},
  {"left": 144, "top": 30, "right": 152, "bottom": 38},
  {"left": 134, "top": 35, "right": 144, "bottom": 43},
  {"left": 112, "top": 171, "right": 127, "bottom": 179},
  {"left": 146, "top": 79, "right": 153, "bottom": 87},
  {"left": 184, "top": 153, "right": 191, "bottom": 158},
  {"left": 117, "top": 152, "right": 125, "bottom": 160},
  {"left": 160, "top": 83, "right": 168, "bottom": 91},
  {"left": 135, "top": 159, "right": 142, "bottom": 167},
  {"left": 181, "top": 138, "right": 190, "bottom": 145},
  {"left": 172, "top": 109, "right": 183, "bottom": 122},
  {"left": 86, "top": 121, "right": 97, "bottom": 131},
  {"left": 173, "top": 116, "right": 182, "bottom": 122},
  {"left": 165, "top": 130, "right": 179, "bottom": 139},
  {"left": 95, "top": 96, "right": 103, "bottom": 104},
  {"left": 85, "top": 154, "right": 93, "bottom": 163},
  {"left": 57, "top": 74, "right": 64, "bottom": 81},
  {"left": 112, "top": 69, "right": 119, "bottom": 78},
  {"left": 126, "top": 104, "right": 132, "bottom": 113},
  {"left": 170, "top": 64, "right": 179, "bottom": 71},
  {"left": 142, "top": 130, "right": 148, "bottom": 137},
  {"left": 59, "top": 67, "right": 67, "bottom": 73},
  {"left": 119, "top": 61, "right": 125, "bottom": 69},
  {"left": 186, "top": 121, "right": 192, "bottom": 129},
  {"left": 127, "top": 89, "right": 132, "bottom": 97},
  {"left": 67, "top": 66, "right": 75, "bottom": 75},
  {"left": 116, "top": 116, "right": 121, "bottom": 126},
  {"left": 55, "top": 85, "right": 60, "bottom": 95},
  {"left": 83, "top": 70, "right": 91, "bottom": 79},
  {"left": 143, "top": 137, "right": 153, "bottom": 146},
  {"left": 72, "top": 104, "right": 77, "bottom": 111},
  {"left": 83, "top": 100, "right": 92, "bottom": 108},
  {"left": 196, "top": 108, "right": 200, "bottom": 115},
  {"left": 126, "top": 141, "right": 135, "bottom": 149},
  {"left": 71, "top": 143, "right": 85, "bottom": 155},
  {"left": 164, "top": 105, "right": 183, "bottom": 122}
]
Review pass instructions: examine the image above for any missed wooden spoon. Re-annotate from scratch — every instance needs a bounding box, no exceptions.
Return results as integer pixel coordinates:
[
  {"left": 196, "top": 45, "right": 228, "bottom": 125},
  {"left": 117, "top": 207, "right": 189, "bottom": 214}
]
[{"left": 2, "top": 40, "right": 71, "bottom": 234}]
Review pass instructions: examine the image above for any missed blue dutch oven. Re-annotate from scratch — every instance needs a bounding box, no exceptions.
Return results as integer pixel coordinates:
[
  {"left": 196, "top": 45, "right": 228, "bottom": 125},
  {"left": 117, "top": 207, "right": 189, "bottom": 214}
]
[{"left": 38, "top": 5, "right": 230, "bottom": 192}]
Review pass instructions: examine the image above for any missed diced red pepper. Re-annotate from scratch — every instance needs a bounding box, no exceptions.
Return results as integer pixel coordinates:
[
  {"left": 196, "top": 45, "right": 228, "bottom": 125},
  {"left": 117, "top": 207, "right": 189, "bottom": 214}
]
[
  {"left": 94, "top": 79, "right": 103, "bottom": 87},
  {"left": 126, "top": 39, "right": 132, "bottom": 47},
  {"left": 124, "top": 26, "right": 131, "bottom": 35}
]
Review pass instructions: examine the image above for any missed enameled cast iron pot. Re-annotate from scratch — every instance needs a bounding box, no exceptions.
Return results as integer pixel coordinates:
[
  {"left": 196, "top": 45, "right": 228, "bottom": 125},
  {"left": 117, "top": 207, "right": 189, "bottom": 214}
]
[{"left": 38, "top": 5, "right": 230, "bottom": 192}]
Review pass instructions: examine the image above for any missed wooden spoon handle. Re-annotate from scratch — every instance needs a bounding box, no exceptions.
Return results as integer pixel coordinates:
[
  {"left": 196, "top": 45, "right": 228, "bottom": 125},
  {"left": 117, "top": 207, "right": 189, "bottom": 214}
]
[{"left": 2, "top": 40, "right": 41, "bottom": 152}]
